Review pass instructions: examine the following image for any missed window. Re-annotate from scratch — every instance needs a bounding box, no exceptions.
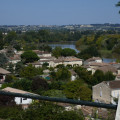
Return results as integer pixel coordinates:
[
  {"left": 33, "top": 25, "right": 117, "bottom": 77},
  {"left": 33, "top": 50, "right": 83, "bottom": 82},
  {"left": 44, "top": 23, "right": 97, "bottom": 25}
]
[
  {"left": 20, "top": 98, "right": 22, "bottom": 103},
  {"left": 23, "top": 98, "right": 27, "bottom": 100}
]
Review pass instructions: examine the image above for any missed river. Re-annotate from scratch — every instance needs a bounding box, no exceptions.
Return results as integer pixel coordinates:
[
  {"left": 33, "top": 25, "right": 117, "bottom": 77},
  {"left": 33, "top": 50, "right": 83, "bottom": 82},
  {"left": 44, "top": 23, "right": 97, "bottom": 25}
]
[{"left": 48, "top": 43, "right": 116, "bottom": 63}]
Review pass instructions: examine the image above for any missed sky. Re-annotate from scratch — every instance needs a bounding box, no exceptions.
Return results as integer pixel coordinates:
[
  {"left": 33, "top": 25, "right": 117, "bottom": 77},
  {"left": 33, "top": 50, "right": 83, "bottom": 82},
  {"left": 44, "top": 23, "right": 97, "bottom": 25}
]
[{"left": 0, "top": 0, "right": 120, "bottom": 25}]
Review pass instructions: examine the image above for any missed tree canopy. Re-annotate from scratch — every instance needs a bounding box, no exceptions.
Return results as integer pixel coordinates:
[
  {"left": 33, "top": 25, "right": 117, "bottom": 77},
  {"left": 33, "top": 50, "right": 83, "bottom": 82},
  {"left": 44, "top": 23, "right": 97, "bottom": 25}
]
[
  {"left": 21, "top": 50, "right": 39, "bottom": 63},
  {"left": 61, "top": 48, "right": 77, "bottom": 57},
  {"left": 77, "top": 45, "right": 101, "bottom": 60},
  {"left": 63, "top": 80, "right": 92, "bottom": 101},
  {"left": 20, "top": 64, "right": 43, "bottom": 79},
  {"left": 32, "top": 76, "right": 49, "bottom": 94},
  {"left": 0, "top": 53, "right": 8, "bottom": 67},
  {"left": 50, "top": 67, "right": 71, "bottom": 82}
]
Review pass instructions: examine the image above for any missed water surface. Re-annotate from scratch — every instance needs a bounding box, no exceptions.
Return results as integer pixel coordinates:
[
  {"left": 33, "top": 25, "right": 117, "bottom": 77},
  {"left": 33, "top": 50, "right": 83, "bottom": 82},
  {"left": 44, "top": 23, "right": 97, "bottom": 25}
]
[{"left": 48, "top": 43, "right": 116, "bottom": 63}]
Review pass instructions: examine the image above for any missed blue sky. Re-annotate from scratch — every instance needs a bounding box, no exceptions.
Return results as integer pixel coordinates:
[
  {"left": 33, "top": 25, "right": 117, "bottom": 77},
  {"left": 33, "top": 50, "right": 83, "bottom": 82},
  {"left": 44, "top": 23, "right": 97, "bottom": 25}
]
[{"left": 0, "top": 0, "right": 120, "bottom": 25}]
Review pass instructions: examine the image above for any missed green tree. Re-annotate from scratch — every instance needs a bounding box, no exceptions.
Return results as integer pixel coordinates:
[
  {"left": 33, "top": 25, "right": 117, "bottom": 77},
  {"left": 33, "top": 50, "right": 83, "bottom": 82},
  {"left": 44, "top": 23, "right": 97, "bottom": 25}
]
[
  {"left": 43, "top": 89, "right": 66, "bottom": 98},
  {"left": 52, "top": 47, "right": 62, "bottom": 58},
  {"left": 74, "top": 66, "right": 93, "bottom": 85},
  {"left": 63, "top": 80, "right": 91, "bottom": 101},
  {"left": 77, "top": 45, "right": 101, "bottom": 60},
  {"left": 5, "top": 31, "right": 17, "bottom": 44},
  {"left": 32, "top": 76, "right": 49, "bottom": 94},
  {"left": 93, "top": 70, "right": 105, "bottom": 84},
  {"left": 55, "top": 68, "right": 71, "bottom": 82},
  {"left": 12, "top": 102, "right": 84, "bottom": 120},
  {"left": 49, "top": 81, "right": 64, "bottom": 90},
  {"left": 20, "top": 64, "right": 43, "bottom": 79},
  {"left": 0, "top": 31, "right": 4, "bottom": 50},
  {"left": 0, "top": 53, "right": 8, "bottom": 67},
  {"left": 15, "top": 62, "right": 24, "bottom": 74},
  {"left": 21, "top": 50, "right": 39, "bottom": 63},
  {"left": 7, "top": 63, "right": 14, "bottom": 73},
  {"left": 12, "top": 78, "right": 32, "bottom": 91},
  {"left": 61, "top": 48, "right": 77, "bottom": 57},
  {"left": 5, "top": 75, "right": 14, "bottom": 83},
  {"left": 0, "top": 106, "right": 22, "bottom": 120},
  {"left": 55, "top": 111, "right": 84, "bottom": 120},
  {"left": 104, "top": 71, "right": 115, "bottom": 81}
]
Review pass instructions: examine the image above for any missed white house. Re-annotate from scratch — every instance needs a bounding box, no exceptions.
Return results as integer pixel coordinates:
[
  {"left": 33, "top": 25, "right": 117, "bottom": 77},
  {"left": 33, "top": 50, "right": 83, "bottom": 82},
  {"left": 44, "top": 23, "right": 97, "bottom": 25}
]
[
  {"left": 2, "top": 87, "right": 38, "bottom": 109},
  {"left": 93, "top": 81, "right": 120, "bottom": 104}
]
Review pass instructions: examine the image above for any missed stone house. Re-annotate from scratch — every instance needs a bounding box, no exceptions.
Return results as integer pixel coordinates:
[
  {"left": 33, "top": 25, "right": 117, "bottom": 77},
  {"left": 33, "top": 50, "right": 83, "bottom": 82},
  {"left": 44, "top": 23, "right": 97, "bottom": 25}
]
[
  {"left": 2, "top": 87, "right": 38, "bottom": 109},
  {"left": 39, "top": 56, "right": 83, "bottom": 68},
  {"left": 63, "top": 57, "right": 83, "bottom": 67},
  {"left": 49, "top": 57, "right": 82, "bottom": 67},
  {"left": 93, "top": 81, "right": 120, "bottom": 104},
  {"left": 84, "top": 62, "right": 117, "bottom": 75},
  {"left": 84, "top": 57, "right": 102, "bottom": 65}
]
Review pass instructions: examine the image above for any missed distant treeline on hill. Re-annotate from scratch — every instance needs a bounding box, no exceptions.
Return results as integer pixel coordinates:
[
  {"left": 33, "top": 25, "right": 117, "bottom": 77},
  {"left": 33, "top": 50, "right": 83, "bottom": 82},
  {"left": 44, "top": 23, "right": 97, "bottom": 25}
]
[{"left": 0, "top": 29, "right": 120, "bottom": 60}]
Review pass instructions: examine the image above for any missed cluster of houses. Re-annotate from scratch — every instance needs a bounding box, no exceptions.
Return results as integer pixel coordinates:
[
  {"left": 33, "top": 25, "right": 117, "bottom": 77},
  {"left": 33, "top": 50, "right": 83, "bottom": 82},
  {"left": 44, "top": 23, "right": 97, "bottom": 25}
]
[
  {"left": 1, "top": 48, "right": 120, "bottom": 108},
  {"left": 84, "top": 57, "right": 120, "bottom": 104}
]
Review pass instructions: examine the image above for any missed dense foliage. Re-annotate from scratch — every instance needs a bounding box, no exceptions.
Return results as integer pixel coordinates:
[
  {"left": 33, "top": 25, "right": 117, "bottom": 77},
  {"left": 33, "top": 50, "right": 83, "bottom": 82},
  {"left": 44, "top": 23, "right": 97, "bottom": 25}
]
[
  {"left": 74, "top": 67, "right": 115, "bottom": 86},
  {"left": 21, "top": 50, "right": 39, "bottom": 63},
  {"left": 77, "top": 45, "right": 101, "bottom": 60},
  {"left": 14, "top": 102, "right": 84, "bottom": 120},
  {"left": 32, "top": 76, "right": 49, "bottom": 94},
  {"left": 63, "top": 80, "right": 92, "bottom": 100},
  {"left": 50, "top": 67, "right": 71, "bottom": 82},
  {"left": 0, "top": 53, "right": 8, "bottom": 67},
  {"left": 20, "top": 64, "right": 43, "bottom": 79}
]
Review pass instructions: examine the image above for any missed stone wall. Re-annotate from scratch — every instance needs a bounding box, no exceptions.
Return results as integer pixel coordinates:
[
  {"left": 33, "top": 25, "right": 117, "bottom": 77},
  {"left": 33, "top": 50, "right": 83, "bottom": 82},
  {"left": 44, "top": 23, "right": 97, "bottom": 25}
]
[{"left": 92, "top": 82, "right": 111, "bottom": 104}]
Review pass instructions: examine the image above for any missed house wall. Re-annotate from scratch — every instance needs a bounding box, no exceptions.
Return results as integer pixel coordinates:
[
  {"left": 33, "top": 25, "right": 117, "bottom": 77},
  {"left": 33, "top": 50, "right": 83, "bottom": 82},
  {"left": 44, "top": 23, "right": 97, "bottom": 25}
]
[
  {"left": 95, "top": 59, "right": 102, "bottom": 63},
  {"left": 38, "top": 54, "right": 51, "bottom": 58},
  {"left": 111, "top": 89, "right": 120, "bottom": 104},
  {"left": 0, "top": 74, "right": 6, "bottom": 82},
  {"left": 87, "top": 68, "right": 96, "bottom": 74},
  {"left": 71, "top": 75, "right": 76, "bottom": 81},
  {"left": 34, "top": 65, "right": 42, "bottom": 68},
  {"left": 49, "top": 61, "right": 55, "bottom": 67},
  {"left": 15, "top": 97, "right": 33, "bottom": 105},
  {"left": 10, "top": 60, "right": 21, "bottom": 64},
  {"left": 84, "top": 59, "right": 102, "bottom": 65},
  {"left": 43, "top": 54, "right": 51, "bottom": 57},
  {"left": 118, "top": 70, "right": 120, "bottom": 75},
  {"left": 63, "top": 61, "right": 82, "bottom": 66},
  {"left": 92, "top": 82, "right": 111, "bottom": 104},
  {"left": 49, "top": 60, "right": 82, "bottom": 68}
]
